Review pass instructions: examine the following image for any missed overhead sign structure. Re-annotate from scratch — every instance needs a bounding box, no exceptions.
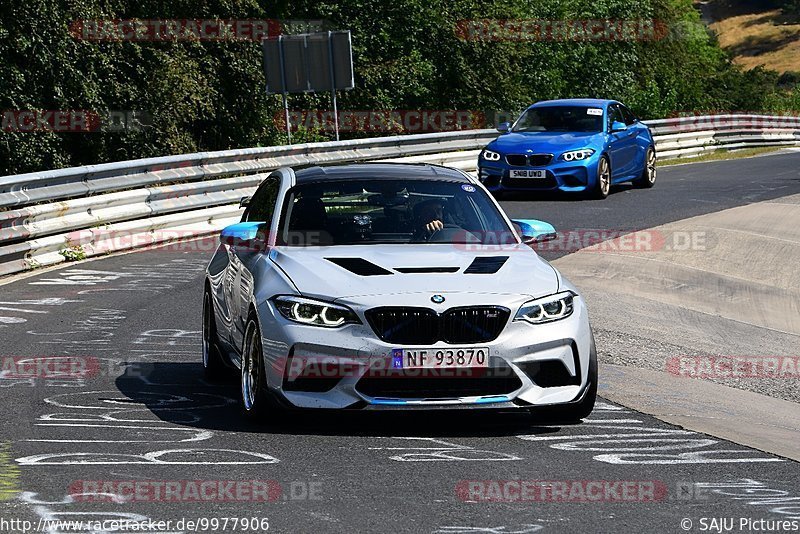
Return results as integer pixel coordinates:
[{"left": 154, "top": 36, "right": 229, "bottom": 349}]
[{"left": 262, "top": 31, "right": 354, "bottom": 142}]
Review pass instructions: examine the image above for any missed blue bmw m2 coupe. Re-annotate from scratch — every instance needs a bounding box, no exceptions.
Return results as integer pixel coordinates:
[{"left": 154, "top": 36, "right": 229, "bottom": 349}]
[{"left": 478, "top": 99, "right": 656, "bottom": 199}]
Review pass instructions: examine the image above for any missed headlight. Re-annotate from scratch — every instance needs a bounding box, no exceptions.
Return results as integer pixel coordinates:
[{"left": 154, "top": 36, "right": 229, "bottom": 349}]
[
  {"left": 514, "top": 291, "right": 576, "bottom": 324},
  {"left": 482, "top": 149, "right": 501, "bottom": 161},
  {"left": 273, "top": 296, "right": 361, "bottom": 327},
  {"left": 559, "top": 149, "right": 595, "bottom": 162}
]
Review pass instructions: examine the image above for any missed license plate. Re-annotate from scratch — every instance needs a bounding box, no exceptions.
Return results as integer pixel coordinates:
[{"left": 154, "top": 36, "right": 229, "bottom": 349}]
[
  {"left": 510, "top": 169, "right": 546, "bottom": 179},
  {"left": 391, "top": 348, "right": 490, "bottom": 369}
]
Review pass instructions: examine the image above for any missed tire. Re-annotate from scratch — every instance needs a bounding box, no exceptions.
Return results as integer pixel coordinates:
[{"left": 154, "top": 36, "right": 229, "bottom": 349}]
[
  {"left": 202, "top": 288, "right": 226, "bottom": 379},
  {"left": 240, "top": 314, "right": 280, "bottom": 421},
  {"left": 591, "top": 156, "right": 611, "bottom": 199},
  {"left": 633, "top": 146, "right": 657, "bottom": 188}
]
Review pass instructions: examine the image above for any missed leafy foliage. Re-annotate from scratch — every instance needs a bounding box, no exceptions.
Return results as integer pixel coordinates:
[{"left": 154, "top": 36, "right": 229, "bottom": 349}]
[{"left": 0, "top": 0, "right": 797, "bottom": 175}]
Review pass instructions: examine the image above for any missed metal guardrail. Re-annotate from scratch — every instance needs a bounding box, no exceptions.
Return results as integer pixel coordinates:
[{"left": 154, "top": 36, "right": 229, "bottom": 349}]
[{"left": 1, "top": 114, "right": 798, "bottom": 276}]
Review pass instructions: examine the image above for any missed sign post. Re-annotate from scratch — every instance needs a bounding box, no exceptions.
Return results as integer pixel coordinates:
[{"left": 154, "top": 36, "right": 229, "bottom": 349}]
[
  {"left": 262, "top": 31, "right": 354, "bottom": 144},
  {"left": 327, "top": 32, "right": 340, "bottom": 141},
  {"left": 277, "top": 36, "right": 291, "bottom": 143}
]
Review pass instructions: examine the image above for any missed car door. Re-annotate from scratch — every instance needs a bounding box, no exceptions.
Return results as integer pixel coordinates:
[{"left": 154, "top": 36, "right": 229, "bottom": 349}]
[
  {"left": 228, "top": 175, "right": 280, "bottom": 352},
  {"left": 606, "top": 104, "right": 638, "bottom": 180},
  {"left": 619, "top": 104, "right": 648, "bottom": 173}
]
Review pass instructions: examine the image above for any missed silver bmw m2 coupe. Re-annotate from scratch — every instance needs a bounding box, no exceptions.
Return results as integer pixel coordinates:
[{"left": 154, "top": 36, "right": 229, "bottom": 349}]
[{"left": 203, "top": 163, "right": 596, "bottom": 421}]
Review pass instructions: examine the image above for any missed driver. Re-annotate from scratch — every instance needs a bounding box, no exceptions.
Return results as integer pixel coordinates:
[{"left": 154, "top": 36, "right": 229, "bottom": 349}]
[{"left": 413, "top": 199, "right": 445, "bottom": 238}]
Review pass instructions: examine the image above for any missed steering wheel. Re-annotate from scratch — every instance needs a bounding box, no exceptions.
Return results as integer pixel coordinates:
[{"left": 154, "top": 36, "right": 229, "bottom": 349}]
[{"left": 425, "top": 223, "right": 463, "bottom": 242}]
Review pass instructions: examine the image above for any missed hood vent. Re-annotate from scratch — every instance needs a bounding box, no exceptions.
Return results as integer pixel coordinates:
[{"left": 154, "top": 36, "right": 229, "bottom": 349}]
[
  {"left": 464, "top": 256, "right": 508, "bottom": 274},
  {"left": 394, "top": 267, "right": 460, "bottom": 274},
  {"left": 326, "top": 257, "right": 393, "bottom": 276}
]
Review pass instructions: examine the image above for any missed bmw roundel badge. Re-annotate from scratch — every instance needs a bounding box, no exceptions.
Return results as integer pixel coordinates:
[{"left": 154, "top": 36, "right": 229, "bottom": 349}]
[{"left": 431, "top": 294, "right": 445, "bottom": 304}]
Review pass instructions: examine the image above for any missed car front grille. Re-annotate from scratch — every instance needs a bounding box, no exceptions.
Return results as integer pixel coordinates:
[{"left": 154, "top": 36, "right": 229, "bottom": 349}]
[
  {"left": 528, "top": 154, "right": 553, "bottom": 166},
  {"left": 505, "top": 154, "right": 553, "bottom": 166},
  {"left": 365, "top": 306, "right": 510, "bottom": 344},
  {"left": 506, "top": 154, "right": 528, "bottom": 166}
]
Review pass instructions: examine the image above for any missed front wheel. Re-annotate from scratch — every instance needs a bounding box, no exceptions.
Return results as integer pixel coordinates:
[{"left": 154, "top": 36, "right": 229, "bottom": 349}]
[
  {"left": 590, "top": 156, "right": 611, "bottom": 199},
  {"left": 241, "top": 315, "right": 280, "bottom": 421},
  {"left": 633, "top": 147, "right": 656, "bottom": 188}
]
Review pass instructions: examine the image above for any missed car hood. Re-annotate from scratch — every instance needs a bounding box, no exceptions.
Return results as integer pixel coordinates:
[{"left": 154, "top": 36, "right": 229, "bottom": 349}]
[
  {"left": 269, "top": 244, "right": 559, "bottom": 300},
  {"left": 489, "top": 131, "right": 604, "bottom": 154}
]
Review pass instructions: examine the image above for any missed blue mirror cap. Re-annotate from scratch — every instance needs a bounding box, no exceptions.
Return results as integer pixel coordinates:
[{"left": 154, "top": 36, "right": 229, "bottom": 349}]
[
  {"left": 496, "top": 122, "right": 511, "bottom": 132},
  {"left": 611, "top": 121, "right": 628, "bottom": 132},
  {"left": 511, "top": 219, "right": 557, "bottom": 243},
  {"left": 219, "top": 222, "right": 268, "bottom": 250}
]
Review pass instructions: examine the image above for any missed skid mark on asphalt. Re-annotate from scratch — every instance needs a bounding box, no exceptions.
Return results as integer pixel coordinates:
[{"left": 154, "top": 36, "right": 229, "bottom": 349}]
[{"left": 516, "top": 403, "right": 783, "bottom": 465}]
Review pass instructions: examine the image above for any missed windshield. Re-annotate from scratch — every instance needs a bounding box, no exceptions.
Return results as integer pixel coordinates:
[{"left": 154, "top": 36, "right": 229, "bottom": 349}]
[
  {"left": 512, "top": 106, "right": 604, "bottom": 133},
  {"left": 276, "top": 179, "right": 516, "bottom": 246}
]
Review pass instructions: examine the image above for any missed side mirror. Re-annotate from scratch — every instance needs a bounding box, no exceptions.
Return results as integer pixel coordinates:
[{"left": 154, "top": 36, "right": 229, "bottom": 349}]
[
  {"left": 611, "top": 121, "right": 628, "bottom": 133},
  {"left": 220, "top": 222, "right": 268, "bottom": 251},
  {"left": 496, "top": 122, "right": 511, "bottom": 133},
  {"left": 239, "top": 196, "right": 251, "bottom": 209},
  {"left": 512, "top": 219, "right": 557, "bottom": 245}
]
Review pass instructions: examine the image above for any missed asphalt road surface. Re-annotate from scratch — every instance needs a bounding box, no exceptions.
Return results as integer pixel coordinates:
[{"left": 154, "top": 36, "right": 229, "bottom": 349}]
[{"left": 0, "top": 152, "right": 799, "bottom": 534}]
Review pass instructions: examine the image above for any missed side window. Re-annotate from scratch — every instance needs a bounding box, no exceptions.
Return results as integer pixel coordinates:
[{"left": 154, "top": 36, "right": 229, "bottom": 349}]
[
  {"left": 619, "top": 105, "right": 637, "bottom": 125},
  {"left": 243, "top": 177, "right": 279, "bottom": 223},
  {"left": 607, "top": 105, "right": 625, "bottom": 131}
]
